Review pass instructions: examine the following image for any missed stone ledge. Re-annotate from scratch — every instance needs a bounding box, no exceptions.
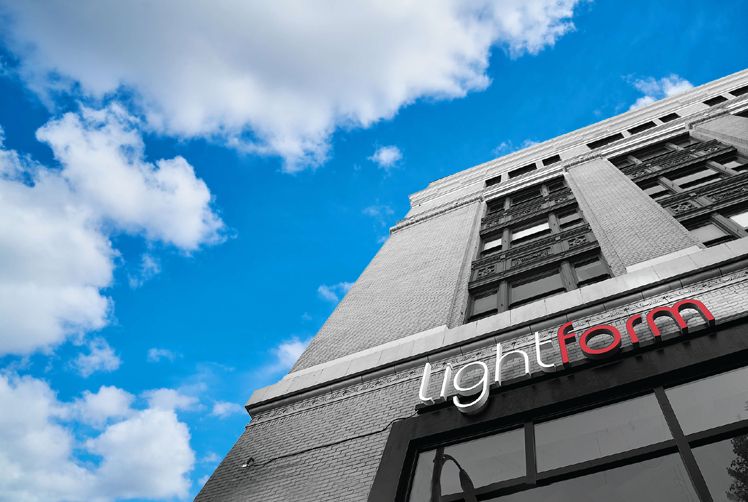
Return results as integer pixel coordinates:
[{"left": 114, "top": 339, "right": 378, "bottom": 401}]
[{"left": 246, "top": 236, "right": 748, "bottom": 412}]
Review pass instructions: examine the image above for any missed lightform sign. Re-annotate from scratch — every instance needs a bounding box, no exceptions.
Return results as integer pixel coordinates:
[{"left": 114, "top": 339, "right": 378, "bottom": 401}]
[{"left": 418, "top": 298, "right": 715, "bottom": 415}]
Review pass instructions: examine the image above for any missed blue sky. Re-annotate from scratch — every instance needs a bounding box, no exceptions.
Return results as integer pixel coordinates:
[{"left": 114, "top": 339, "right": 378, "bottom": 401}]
[{"left": 0, "top": 0, "right": 746, "bottom": 500}]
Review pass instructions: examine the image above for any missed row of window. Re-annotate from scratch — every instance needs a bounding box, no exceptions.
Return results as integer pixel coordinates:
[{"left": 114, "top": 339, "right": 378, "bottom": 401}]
[
  {"left": 481, "top": 207, "right": 583, "bottom": 256},
  {"left": 408, "top": 363, "right": 748, "bottom": 501}
]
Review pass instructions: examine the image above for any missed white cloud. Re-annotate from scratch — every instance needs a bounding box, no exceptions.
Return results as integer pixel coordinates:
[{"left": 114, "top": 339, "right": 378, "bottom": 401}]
[
  {"left": 210, "top": 400, "right": 244, "bottom": 419},
  {"left": 0, "top": 0, "right": 581, "bottom": 170},
  {"left": 72, "top": 337, "right": 121, "bottom": 377},
  {"left": 0, "top": 106, "right": 223, "bottom": 356},
  {"left": 317, "top": 282, "right": 353, "bottom": 303},
  {"left": 254, "top": 337, "right": 310, "bottom": 380},
  {"left": 142, "top": 388, "right": 200, "bottom": 412},
  {"left": 127, "top": 253, "right": 161, "bottom": 289},
  {"left": 628, "top": 74, "right": 694, "bottom": 111},
  {"left": 492, "top": 138, "right": 539, "bottom": 156},
  {"left": 369, "top": 145, "right": 402, "bottom": 170},
  {"left": 0, "top": 373, "right": 194, "bottom": 501},
  {"left": 146, "top": 347, "right": 178, "bottom": 363},
  {"left": 72, "top": 385, "right": 134, "bottom": 427}
]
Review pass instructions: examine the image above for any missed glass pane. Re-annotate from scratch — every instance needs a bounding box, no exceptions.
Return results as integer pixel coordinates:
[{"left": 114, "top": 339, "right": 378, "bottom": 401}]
[
  {"left": 730, "top": 210, "right": 748, "bottom": 229},
  {"left": 483, "top": 237, "right": 502, "bottom": 252},
  {"left": 535, "top": 394, "right": 671, "bottom": 471},
  {"left": 558, "top": 210, "right": 582, "bottom": 228},
  {"left": 690, "top": 223, "right": 728, "bottom": 244},
  {"left": 473, "top": 292, "right": 498, "bottom": 316},
  {"left": 666, "top": 365, "right": 748, "bottom": 435},
  {"left": 511, "top": 187, "right": 542, "bottom": 205},
  {"left": 408, "top": 428, "right": 525, "bottom": 501},
  {"left": 546, "top": 178, "right": 566, "bottom": 193},
  {"left": 693, "top": 433, "right": 748, "bottom": 502},
  {"left": 511, "top": 270, "right": 564, "bottom": 306},
  {"left": 575, "top": 258, "right": 608, "bottom": 285},
  {"left": 667, "top": 167, "right": 722, "bottom": 189},
  {"left": 487, "top": 453, "right": 698, "bottom": 502},
  {"left": 512, "top": 222, "right": 550, "bottom": 242}
]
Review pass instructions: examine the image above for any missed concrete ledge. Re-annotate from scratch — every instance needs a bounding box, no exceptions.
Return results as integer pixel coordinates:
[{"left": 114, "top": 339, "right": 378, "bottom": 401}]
[{"left": 246, "top": 237, "right": 748, "bottom": 411}]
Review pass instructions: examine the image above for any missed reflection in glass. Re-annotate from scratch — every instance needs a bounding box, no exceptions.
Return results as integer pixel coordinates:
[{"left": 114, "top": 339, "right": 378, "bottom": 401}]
[
  {"left": 408, "top": 428, "right": 525, "bottom": 502},
  {"left": 487, "top": 453, "right": 697, "bottom": 502},
  {"left": 693, "top": 434, "right": 748, "bottom": 502},
  {"left": 535, "top": 394, "right": 671, "bottom": 471},
  {"left": 666, "top": 365, "right": 748, "bottom": 435}
]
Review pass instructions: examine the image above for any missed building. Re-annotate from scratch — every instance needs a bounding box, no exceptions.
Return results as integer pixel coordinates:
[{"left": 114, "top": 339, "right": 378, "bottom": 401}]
[{"left": 197, "top": 69, "right": 748, "bottom": 501}]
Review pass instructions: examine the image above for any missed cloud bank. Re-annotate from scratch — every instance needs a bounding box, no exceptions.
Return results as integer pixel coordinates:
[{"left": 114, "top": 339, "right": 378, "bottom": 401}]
[{"left": 0, "top": 0, "right": 581, "bottom": 170}]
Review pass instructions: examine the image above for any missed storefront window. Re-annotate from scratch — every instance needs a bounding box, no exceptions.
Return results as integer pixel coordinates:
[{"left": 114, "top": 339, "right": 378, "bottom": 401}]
[
  {"left": 535, "top": 394, "right": 671, "bottom": 471},
  {"left": 408, "top": 428, "right": 525, "bottom": 501},
  {"left": 692, "top": 433, "right": 748, "bottom": 502},
  {"left": 486, "top": 453, "right": 698, "bottom": 502},
  {"left": 666, "top": 365, "right": 748, "bottom": 435}
]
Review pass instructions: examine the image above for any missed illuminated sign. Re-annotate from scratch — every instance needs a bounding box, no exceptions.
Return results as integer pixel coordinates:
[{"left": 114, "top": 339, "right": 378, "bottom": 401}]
[{"left": 418, "top": 298, "right": 715, "bottom": 415}]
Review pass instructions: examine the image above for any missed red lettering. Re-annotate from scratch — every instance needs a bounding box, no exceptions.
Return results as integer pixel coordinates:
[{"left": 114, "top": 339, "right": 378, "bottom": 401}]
[
  {"left": 556, "top": 321, "right": 576, "bottom": 366},
  {"left": 626, "top": 313, "right": 642, "bottom": 347},
  {"left": 645, "top": 298, "right": 716, "bottom": 339},
  {"left": 579, "top": 324, "right": 622, "bottom": 359}
]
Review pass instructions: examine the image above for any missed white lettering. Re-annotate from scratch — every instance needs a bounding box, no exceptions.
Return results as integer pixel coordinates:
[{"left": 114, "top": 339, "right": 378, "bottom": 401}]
[
  {"left": 534, "top": 331, "right": 557, "bottom": 372},
  {"left": 452, "top": 361, "right": 490, "bottom": 414},
  {"left": 495, "top": 343, "right": 530, "bottom": 386}
]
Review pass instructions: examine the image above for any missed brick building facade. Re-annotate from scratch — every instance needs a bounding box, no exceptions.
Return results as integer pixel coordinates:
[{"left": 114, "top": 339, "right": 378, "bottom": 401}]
[{"left": 198, "top": 69, "right": 748, "bottom": 501}]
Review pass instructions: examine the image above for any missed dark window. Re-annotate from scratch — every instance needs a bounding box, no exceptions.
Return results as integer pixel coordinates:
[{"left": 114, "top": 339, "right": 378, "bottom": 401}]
[
  {"left": 689, "top": 222, "right": 731, "bottom": 247},
  {"left": 659, "top": 112, "right": 680, "bottom": 122},
  {"left": 487, "top": 197, "right": 506, "bottom": 213},
  {"left": 587, "top": 133, "right": 624, "bottom": 150},
  {"left": 573, "top": 256, "right": 609, "bottom": 286},
  {"left": 557, "top": 209, "right": 583, "bottom": 229},
  {"left": 511, "top": 219, "right": 551, "bottom": 245},
  {"left": 510, "top": 187, "right": 542, "bottom": 205},
  {"left": 668, "top": 134, "right": 700, "bottom": 147},
  {"left": 408, "top": 428, "right": 525, "bottom": 501},
  {"left": 721, "top": 154, "right": 748, "bottom": 173},
  {"left": 485, "top": 453, "right": 698, "bottom": 502},
  {"left": 546, "top": 177, "right": 566, "bottom": 194},
  {"left": 481, "top": 235, "right": 502, "bottom": 254},
  {"left": 704, "top": 95, "right": 728, "bottom": 106},
  {"left": 535, "top": 394, "right": 671, "bottom": 471},
  {"left": 628, "top": 121, "right": 657, "bottom": 134},
  {"left": 692, "top": 433, "right": 748, "bottom": 502},
  {"left": 737, "top": 109, "right": 748, "bottom": 119},
  {"left": 510, "top": 269, "right": 565, "bottom": 307},
  {"left": 485, "top": 175, "right": 502, "bottom": 187},
  {"left": 542, "top": 154, "right": 561, "bottom": 166},
  {"left": 728, "top": 208, "right": 748, "bottom": 230},
  {"left": 641, "top": 182, "right": 672, "bottom": 200},
  {"left": 665, "top": 365, "right": 748, "bottom": 435},
  {"left": 471, "top": 291, "right": 498, "bottom": 318},
  {"left": 666, "top": 165, "right": 723, "bottom": 190},
  {"left": 633, "top": 143, "right": 672, "bottom": 162},
  {"left": 730, "top": 84, "right": 748, "bottom": 97},
  {"left": 508, "top": 164, "right": 537, "bottom": 179}
]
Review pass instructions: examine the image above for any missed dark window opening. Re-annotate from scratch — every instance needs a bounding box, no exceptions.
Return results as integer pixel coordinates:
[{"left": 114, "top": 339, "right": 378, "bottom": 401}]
[
  {"left": 546, "top": 177, "right": 566, "bottom": 194},
  {"left": 509, "top": 269, "right": 565, "bottom": 308},
  {"left": 703, "top": 95, "right": 728, "bottom": 106},
  {"left": 485, "top": 175, "right": 502, "bottom": 187},
  {"left": 470, "top": 291, "right": 498, "bottom": 319},
  {"left": 587, "top": 133, "right": 624, "bottom": 150},
  {"left": 481, "top": 235, "right": 503, "bottom": 255},
  {"left": 730, "top": 84, "right": 748, "bottom": 97},
  {"left": 628, "top": 121, "right": 657, "bottom": 135},
  {"left": 640, "top": 182, "right": 672, "bottom": 200},
  {"left": 666, "top": 165, "right": 723, "bottom": 190},
  {"left": 486, "top": 197, "right": 506, "bottom": 214},
  {"left": 659, "top": 112, "right": 680, "bottom": 123},
  {"left": 510, "top": 187, "right": 543, "bottom": 206},
  {"left": 508, "top": 164, "right": 537, "bottom": 179},
  {"left": 688, "top": 221, "right": 733, "bottom": 247},
  {"left": 720, "top": 154, "right": 748, "bottom": 173},
  {"left": 511, "top": 220, "right": 551, "bottom": 246},
  {"left": 542, "top": 154, "right": 561, "bottom": 166},
  {"left": 557, "top": 209, "right": 583, "bottom": 229},
  {"left": 573, "top": 256, "right": 610, "bottom": 286}
]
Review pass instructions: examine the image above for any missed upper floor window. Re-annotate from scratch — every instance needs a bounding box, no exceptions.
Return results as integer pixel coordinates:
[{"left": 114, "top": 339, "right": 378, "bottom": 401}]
[
  {"left": 509, "top": 164, "right": 537, "bottom": 179},
  {"left": 703, "top": 95, "right": 728, "bottom": 106}
]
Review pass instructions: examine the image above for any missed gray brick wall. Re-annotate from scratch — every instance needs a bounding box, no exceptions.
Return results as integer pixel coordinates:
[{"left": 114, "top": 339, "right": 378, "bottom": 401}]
[
  {"left": 294, "top": 201, "right": 481, "bottom": 370},
  {"left": 197, "top": 266, "right": 748, "bottom": 501},
  {"left": 566, "top": 157, "right": 700, "bottom": 274}
]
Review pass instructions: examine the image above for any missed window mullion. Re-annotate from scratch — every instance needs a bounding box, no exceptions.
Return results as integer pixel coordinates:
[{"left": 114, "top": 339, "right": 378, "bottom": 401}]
[
  {"left": 525, "top": 422, "right": 537, "bottom": 486},
  {"left": 654, "top": 387, "right": 713, "bottom": 502}
]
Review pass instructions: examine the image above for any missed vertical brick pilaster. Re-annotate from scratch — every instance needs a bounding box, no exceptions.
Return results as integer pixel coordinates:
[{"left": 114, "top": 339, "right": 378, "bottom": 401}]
[{"left": 566, "top": 157, "right": 699, "bottom": 274}]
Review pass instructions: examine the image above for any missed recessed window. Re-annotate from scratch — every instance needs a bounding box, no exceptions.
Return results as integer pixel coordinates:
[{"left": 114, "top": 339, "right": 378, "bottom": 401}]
[
  {"left": 487, "top": 197, "right": 506, "bottom": 213},
  {"left": 546, "top": 177, "right": 566, "bottom": 194},
  {"left": 659, "top": 112, "right": 680, "bottom": 123},
  {"left": 573, "top": 257, "right": 609, "bottom": 286},
  {"left": 485, "top": 175, "right": 502, "bottom": 187},
  {"left": 689, "top": 222, "right": 731, "bottom": 247},
  {"left": 557, "top": 209, "right": 583, "bottom": 229},
  {"left": 511, "top": 220, "right": 550, "bottom": 245},
  {"left": 668, "top": 134, "right": 699, "bottom": 147},
  {"left": 510, "top": 269, "right": 565, "bottom": 307},
  {"left": 587, "top": 133, "right": 624, "bottom": 150},
  {"left": 729, "top": 208, "right": 748, "bottom": 229},
  {"left": 720, "top": 154, "right": 748, "bottom": 172},
  {"left": 471, "top": 291, "right": 498, "bottom": 318},
  {"left": 703, "top": 95, "right": 728, "bottom": 106},
  {"left": 641, "top": 182, "right": 671, "bottom": 200},
  {"left": 482, "top": 236, "right": 502, "bottom": 254},
  {"left": 666, "top": 165, "right": 722, "bottom": 190},
  {"left": 508, "top": 164, "right": 537, "bottom": 179},
  {"left": 510, "top": 187, "right": 543, "bottom": 205},
  {"left": 627, "top": 121, "right": 657, "bottom": 135},
  {"left": 542, "top": 154, "right": 561, "bottom": 166},
  {"left": 730, "top": 84, "right": 748, "bottom": 97}
]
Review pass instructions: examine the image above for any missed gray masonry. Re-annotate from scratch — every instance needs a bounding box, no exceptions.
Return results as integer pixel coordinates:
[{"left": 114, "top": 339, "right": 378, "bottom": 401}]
[{"left": 197, "top": 69, "right": 748, "bottom": 501}]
